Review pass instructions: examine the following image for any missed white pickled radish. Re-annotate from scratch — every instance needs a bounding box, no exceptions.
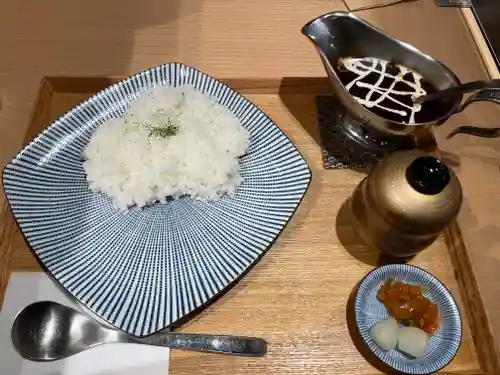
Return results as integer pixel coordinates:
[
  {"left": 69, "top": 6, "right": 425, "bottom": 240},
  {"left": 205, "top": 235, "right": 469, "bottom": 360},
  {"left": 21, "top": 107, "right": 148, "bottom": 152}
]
[
  {"left": 397, "top": 326, "right": 429, "bottom": 358},
  {"left": 369, "top": 317, "right": 399, "bottom": 350}
]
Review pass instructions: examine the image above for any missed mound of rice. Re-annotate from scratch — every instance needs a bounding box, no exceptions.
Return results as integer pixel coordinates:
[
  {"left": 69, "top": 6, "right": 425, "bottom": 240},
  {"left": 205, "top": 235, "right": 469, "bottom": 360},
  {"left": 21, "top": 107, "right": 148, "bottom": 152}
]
[{"left": 82, "top": 85, "right": 250, "bottom": 209}]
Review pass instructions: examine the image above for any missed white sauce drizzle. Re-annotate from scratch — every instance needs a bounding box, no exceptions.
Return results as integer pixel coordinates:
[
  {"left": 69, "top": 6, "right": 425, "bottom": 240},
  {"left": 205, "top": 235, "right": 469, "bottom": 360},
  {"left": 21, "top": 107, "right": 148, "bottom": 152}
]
[{"left": 340, "top": 57, "right": 427, "bottom": 124}]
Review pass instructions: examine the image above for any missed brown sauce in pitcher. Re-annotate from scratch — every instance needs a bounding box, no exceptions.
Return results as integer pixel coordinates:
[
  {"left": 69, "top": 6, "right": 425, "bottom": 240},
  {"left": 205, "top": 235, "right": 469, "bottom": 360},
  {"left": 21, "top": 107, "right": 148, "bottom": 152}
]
[{"left": 335, "top": 57, "right": 452, "bottom": 124}]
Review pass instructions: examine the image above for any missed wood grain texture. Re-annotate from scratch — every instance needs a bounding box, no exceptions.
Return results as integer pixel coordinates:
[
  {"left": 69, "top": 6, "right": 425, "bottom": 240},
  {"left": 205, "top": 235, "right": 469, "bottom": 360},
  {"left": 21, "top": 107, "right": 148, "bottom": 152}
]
[
  {"left": 0, "top": 78, "right": 55, "bottom": 307},
  {"left": 461, "top": 9, "right": 500, "bottom": 79},
  {"left": 0, "top": 204, "right": 15, "bottom": 310},
  {"left": 353, "top": 2, "right": 500, "bottom": 369},
  {"left": 427, "top": 146, "right": 500, "bottom": 375},
  {"left": 2, "top": 76, "right": 489, "bottom": 375},
  {"left": 0, "top": 0, "right": 500, "bottom": 374},
  {"left": 0, "top": 0, "right": 349, "bottom": 180},
  {"left": 444, "top": 222, "right": 500, "bottom": 374},
  {"left": 343, "top": 0, "right": 418, "bottom": 12}
]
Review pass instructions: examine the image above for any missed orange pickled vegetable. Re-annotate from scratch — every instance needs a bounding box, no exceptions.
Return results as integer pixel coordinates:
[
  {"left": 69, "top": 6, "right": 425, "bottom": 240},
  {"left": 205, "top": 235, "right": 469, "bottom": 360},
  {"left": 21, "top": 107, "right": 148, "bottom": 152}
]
[{"left": 378, "top": 279, "right": 440, "bottom": 335}]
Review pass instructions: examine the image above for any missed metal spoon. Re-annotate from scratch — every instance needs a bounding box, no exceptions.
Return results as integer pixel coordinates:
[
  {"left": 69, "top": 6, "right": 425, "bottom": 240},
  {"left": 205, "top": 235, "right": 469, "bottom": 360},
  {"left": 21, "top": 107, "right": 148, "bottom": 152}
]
[
  {"left": 413, "top": 79, "right": 500, "bottom": 104},
  {"left": 11, "top": 301, "right": 267, "bottom": 361}
]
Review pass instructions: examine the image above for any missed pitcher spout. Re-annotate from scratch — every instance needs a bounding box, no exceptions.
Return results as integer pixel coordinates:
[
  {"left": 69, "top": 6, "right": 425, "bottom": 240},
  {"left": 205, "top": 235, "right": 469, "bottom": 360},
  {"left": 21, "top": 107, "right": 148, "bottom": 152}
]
[
  {"left": 301, "top": 12, "right": 352, "bottom": 112},
  {"left": 300, "top": 12, "right": 349, "bottom": 72},
  {"left": 300, "top": 14, "right": 339, "bottom": 56}
]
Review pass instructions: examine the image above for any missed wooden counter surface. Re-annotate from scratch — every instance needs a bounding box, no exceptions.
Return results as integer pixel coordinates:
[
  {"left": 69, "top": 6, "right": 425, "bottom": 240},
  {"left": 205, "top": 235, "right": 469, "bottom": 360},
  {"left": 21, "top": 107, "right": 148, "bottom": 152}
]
[
  {"left": 461, "top": 8, "right": 500, "bottom": 79},
  {"left": 1, "top": 1, "right": 500, "bottom": 374}
]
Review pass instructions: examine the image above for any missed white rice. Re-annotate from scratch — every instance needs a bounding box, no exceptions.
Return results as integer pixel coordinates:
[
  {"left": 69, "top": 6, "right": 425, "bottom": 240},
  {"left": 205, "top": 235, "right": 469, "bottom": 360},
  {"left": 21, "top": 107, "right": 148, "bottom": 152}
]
[{"left": 82, "top": 84, "right": 250, "bottom": 209}]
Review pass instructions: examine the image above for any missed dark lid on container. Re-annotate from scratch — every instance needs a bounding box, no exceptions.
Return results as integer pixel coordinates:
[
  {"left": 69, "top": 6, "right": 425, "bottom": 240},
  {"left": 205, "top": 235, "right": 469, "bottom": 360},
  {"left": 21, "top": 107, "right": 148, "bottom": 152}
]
[{"left": 366, "top": 150, "right": 462, "bottom": 233}]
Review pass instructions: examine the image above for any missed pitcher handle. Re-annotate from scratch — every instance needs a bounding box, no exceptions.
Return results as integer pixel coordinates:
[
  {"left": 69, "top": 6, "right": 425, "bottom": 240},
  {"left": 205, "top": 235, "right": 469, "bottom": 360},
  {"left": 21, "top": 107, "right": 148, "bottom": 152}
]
[
  {"left": 454, "top": 88, "right": 500, "bottom": 114},
  {"left": 447, "top": 126, "right": 500, "bottom": 139},
  {"left": 446, "top": 88, "right": 500, "bottom": 139}
]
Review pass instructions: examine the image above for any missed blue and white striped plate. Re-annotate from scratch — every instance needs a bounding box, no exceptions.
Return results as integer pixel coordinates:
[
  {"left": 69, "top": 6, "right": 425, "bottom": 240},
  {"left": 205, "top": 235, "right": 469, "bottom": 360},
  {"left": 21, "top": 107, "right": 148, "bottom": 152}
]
[
  {"left": 354, "top": 264, "right": 462, "bottom": 374},
  {"left": 2, "top": 62, "right": 312, "bottom": 336}
]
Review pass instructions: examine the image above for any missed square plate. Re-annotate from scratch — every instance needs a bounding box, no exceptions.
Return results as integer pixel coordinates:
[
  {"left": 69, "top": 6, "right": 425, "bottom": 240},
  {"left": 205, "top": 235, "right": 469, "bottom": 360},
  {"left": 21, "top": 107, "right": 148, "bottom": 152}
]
[{"left": 2, "top": 63, "right": 312, "bottom": 336}]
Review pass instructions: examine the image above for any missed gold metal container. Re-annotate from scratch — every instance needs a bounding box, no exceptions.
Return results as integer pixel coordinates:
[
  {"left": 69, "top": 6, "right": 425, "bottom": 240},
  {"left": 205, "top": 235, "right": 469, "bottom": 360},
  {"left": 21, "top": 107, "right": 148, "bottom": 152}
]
[{"left": 349, "top": 150, "right": 462, "bottom": 258}]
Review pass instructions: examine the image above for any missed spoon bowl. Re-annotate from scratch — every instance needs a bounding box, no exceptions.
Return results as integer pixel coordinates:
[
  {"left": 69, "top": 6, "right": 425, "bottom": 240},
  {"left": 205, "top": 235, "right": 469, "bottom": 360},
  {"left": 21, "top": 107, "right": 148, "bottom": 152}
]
[
  {"left": 11, "top": 301, "right": 267, "bottom": 361},
  {"left": 12, "top": 301, "right": 128, "bottom": 361}
]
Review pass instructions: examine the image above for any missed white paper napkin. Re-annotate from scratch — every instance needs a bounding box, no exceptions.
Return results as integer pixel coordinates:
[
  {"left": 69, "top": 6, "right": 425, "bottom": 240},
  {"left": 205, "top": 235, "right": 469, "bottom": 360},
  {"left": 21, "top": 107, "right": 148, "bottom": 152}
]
[{"left": 0, "top": 272, "right": 170, "bottom": 375}]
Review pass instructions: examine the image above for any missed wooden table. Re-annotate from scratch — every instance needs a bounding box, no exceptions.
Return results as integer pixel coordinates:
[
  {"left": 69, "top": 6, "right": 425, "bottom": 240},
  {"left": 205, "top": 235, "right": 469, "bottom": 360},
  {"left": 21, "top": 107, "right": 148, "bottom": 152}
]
[
  {"left": 461, "top": 7, "right": 500, "bottom": 79},
  {"left": 1, "top": 1, "right": 500, "bottom": 374}
]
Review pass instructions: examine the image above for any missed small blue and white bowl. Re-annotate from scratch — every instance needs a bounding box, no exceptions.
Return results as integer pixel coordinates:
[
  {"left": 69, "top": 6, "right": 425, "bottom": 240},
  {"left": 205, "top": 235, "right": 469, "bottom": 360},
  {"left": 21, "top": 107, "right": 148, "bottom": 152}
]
[{"left": 354, "top": 264, "right": 462, "bottom": 374}]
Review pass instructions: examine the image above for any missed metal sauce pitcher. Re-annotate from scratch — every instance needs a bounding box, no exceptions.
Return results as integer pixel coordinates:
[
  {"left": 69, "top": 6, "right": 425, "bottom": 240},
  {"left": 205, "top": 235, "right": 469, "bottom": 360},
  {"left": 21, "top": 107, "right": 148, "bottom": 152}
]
[{"left": 301, "top": 12, "right": 500, "bottom": 141}]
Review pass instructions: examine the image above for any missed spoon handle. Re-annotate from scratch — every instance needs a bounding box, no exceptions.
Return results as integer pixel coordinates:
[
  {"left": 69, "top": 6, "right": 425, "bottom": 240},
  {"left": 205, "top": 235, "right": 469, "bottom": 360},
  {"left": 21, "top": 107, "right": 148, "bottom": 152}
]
[
  {"left": 414, "top": 79, "right": 500, "bottom": 103},
  {"left": 136, "top": 333, "right": 267, "bottom": 356}
]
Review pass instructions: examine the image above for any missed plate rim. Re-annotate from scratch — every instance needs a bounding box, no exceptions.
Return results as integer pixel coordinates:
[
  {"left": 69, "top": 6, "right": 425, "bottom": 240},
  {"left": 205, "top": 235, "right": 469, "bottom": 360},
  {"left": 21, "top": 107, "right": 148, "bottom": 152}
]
[
  {"left": 2, "top": 62, "right": 313, "bottom": 336},
  {"left": 353, "top": 263, "right": 463, "bottom": 375}
]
